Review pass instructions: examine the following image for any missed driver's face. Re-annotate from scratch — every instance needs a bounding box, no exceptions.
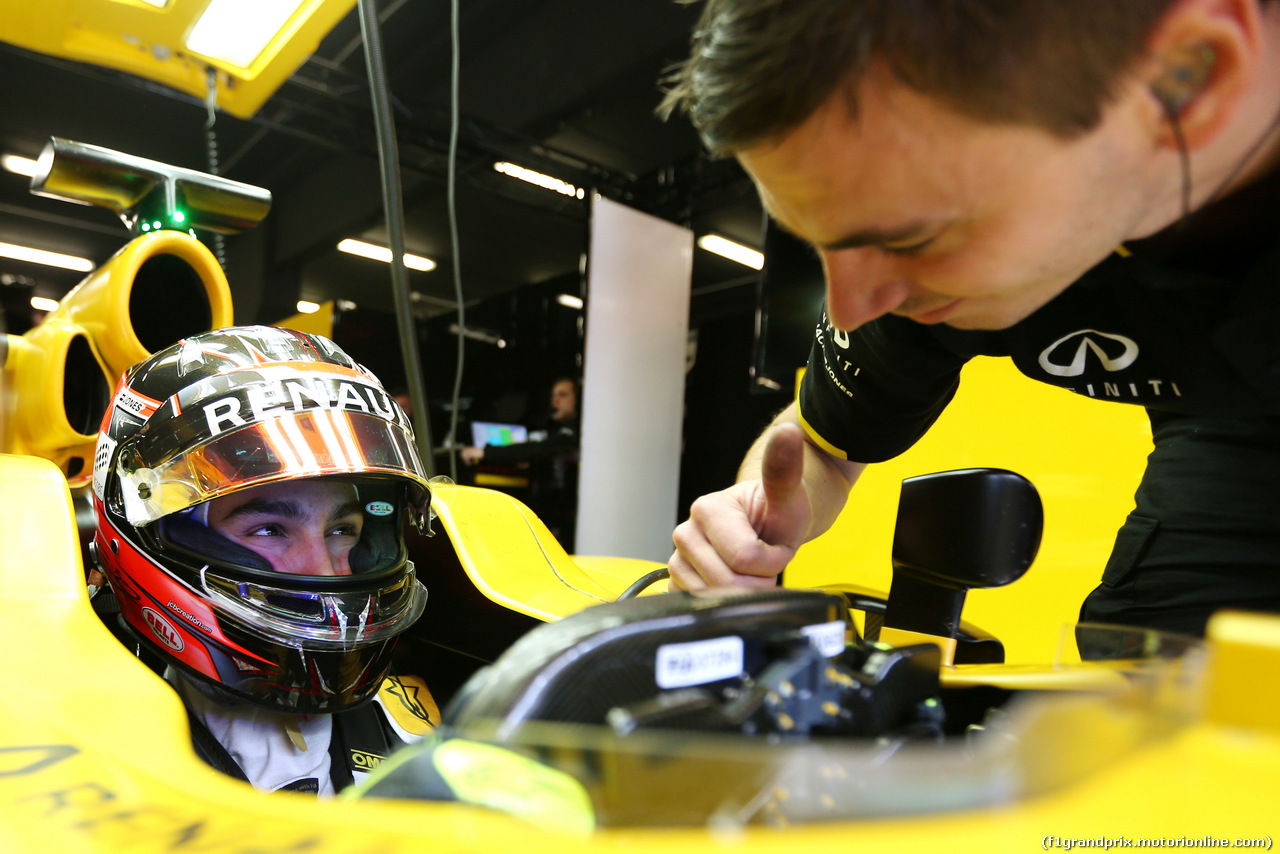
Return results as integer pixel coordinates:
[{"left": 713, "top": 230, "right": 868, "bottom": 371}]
[
  {"left": 207, "top": 479, "right": 363, "bottom": 576},
  {"left": 737, "top": 64, "right": 1167, "bottom": 332}
]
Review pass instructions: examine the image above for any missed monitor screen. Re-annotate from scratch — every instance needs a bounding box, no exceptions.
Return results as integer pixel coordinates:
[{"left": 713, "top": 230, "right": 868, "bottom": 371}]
[{"left": 471, "top": 421, "right": 528, "bottom": 447}]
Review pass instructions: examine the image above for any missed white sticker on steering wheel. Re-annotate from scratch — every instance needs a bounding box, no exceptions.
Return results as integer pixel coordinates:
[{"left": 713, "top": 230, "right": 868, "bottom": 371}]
[
  {"left": 655, "top": 636, "right": 744, "bottom": 689},
  {"left": 802, "top": 620, "right": 847, "bottom": 658}
]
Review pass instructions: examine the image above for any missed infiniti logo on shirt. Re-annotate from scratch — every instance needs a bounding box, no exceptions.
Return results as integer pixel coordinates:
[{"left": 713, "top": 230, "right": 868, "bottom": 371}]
[{"left": 1038, "top": 329, "right": 1139, "bottom": 377}]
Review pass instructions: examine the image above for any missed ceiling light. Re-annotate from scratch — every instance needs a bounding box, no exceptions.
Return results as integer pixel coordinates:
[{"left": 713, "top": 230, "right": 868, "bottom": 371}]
[
  {"left": 556, "top": 293, "right": 584, "bottom": 310},
  {"left": 0, "top": 241, "right": 95, "bottom": 273},
  {"left": 494, "top": 162, "right": 584, "bottom": 199},
  {"left": 30, "top": 296, "right": 61, "bottom": 312},
  {"left": 184, "top": 0, "right": 307, "bottom": 69},
  {"left": 337, "top": 239, "right": 436, "bottom": 272},
  {"left": 2, "top": 154, "right": 39, "bottom": 177},
  {"left": 697, "top": 234, "right": 764, "bottom": 270},
  {"left": 296, "top": 300, "right": 320, "bottom": 314}
]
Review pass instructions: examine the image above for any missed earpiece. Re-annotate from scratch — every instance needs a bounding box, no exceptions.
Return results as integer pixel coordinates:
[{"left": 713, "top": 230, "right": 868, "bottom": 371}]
[{"left": 1151, "top": 43, "right": 1217, "bottom": 116}]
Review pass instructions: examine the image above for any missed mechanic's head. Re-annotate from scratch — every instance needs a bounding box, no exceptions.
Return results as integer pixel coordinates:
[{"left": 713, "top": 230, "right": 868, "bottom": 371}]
[
  {"left": 550, "top": 377, "right": 578, "bottom": 422},
  {"left": 92, "top": 325, "right": 433, "bottom": 714},
  {"left": 662, "top": 0, "right": 1185, "bottom": 153},
  {"left": 661, "top": 0, "right": 1276, "bottom": 331}
]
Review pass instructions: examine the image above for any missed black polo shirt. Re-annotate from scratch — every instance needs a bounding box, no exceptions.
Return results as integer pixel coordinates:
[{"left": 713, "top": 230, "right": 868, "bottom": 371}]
[{"left": 796, "top": 164, "right": 1280, "bottom": 635}]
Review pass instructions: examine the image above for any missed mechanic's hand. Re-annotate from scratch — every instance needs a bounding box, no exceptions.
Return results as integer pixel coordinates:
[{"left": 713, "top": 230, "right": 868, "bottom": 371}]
[
  {"left": 668, "top": 423, "right": 811, "bottom": 591},
  {"left": 459, "top": 446, "right": 484, "bottom": 465}
]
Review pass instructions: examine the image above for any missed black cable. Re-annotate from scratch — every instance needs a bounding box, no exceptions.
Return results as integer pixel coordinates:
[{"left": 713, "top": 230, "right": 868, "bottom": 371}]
[
  {"left": 446, "top": 0, "right": 466, "bottom": 483},
  {"left": 617, "top": 567, "right": 670, "bottom": 600},
  {"left": 1159, "top": 99, "right": 1194, "bottom": 225},
  {"left": 203, "top": 67, "right": 226, "bottom": 269},
  {"left": 1162, "top": 96, "right": 1280, "bottom": 230},
  {"left": 1200, "top": 100, "right": 1280, "bottom": 210},
  {"left": 358, "top": 0, "right": 435, "bottom": 474}
]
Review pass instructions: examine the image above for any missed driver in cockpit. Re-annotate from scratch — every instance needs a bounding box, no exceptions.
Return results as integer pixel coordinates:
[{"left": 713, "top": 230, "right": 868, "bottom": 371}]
[{"left": 89, "top": 325, "right": 438, "bottom": 795}]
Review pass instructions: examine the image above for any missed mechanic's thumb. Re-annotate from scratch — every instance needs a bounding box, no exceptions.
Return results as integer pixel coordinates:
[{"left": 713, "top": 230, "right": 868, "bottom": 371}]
[{"left": 758, "top": 423, "right": 806, "bottom": 542}]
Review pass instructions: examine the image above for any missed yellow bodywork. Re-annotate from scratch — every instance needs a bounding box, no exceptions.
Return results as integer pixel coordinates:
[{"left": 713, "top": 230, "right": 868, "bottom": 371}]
[
  {"left": 429, "top": 481, "right": 638, "bottom": 617},
  {"left": 787, "top": 355, "right": 1154, "bottom": 664},
  {"left": 2, "top": 452, "right": 1280, "bottom": 851},
  {"left": 1, "top": 230, "right": 232, "bottom": 485},
  {"left": 0, "top": 0, "right": 357, "bottom": 119},
  {"left": 274, "top": 299, "right": 337, "bottom": 339},
  {"left": 439, "top": 353, "right": 1156, "bottom": 666}
]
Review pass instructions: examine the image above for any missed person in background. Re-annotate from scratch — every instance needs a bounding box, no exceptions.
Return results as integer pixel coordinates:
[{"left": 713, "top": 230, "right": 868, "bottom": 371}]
[
  {"left": 90, "top": 326, "right": 438, "bottom": 795},
  {"left": 661, "top": 0, "right": 1280, "bottom": 638},
  {"left": 461, "top": 377, "right": 580, "bottom": 549}
]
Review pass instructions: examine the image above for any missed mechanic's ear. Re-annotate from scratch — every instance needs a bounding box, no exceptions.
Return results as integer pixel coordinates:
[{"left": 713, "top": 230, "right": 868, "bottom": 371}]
[{"left": 1142, "top": 0, "right": 1260, "bottom": 150}]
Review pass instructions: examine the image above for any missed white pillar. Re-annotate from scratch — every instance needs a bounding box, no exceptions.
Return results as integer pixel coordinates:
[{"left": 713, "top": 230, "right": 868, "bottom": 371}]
[{"left": 575, "top": 194, "right": 693, "bottom": 561}]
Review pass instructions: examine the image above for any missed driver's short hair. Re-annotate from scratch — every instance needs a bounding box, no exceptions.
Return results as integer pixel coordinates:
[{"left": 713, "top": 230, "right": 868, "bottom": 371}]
[{"left": 659, "top": 0, "right": 1179, "bottom": 154}]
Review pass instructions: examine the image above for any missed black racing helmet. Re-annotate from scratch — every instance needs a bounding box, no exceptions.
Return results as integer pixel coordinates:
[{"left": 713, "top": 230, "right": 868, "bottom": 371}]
[{"left": 91, "top": 325, "right": 431, "bottom": 714}]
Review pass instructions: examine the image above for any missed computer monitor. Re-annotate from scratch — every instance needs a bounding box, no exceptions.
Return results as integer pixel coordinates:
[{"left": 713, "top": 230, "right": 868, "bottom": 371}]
[{"left": 471, "top": 421, "right": 528, "bottom": 447}]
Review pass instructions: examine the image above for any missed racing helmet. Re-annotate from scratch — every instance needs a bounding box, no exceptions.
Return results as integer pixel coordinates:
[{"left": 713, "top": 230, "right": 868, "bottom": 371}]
[{"left": 91, "top": 326, "right": 432, "bottom": 714}]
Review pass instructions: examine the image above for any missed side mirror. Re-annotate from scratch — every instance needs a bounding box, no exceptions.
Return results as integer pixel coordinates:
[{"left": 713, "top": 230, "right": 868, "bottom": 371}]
[{"left": 883, "top": 468, "right": 1043, "bottom": 640}]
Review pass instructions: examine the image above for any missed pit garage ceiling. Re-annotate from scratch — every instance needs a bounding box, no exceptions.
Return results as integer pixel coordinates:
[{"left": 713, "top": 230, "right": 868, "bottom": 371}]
[{"left": 0, "top": 0, "right": 766, "bottom": 321}]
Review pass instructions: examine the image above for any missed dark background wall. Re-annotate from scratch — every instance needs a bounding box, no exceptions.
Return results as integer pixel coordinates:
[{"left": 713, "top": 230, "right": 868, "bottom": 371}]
[{"left": 328, "top": 263, "right": 799, "bottom": 527}]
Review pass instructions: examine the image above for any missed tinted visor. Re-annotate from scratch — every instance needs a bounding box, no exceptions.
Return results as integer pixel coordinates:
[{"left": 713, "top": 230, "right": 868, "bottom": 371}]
[
  {"left": 118, "top": 409, "right": 429, "bottom": 526},
  {"left": 201, "top": 563, "right": 428, "bottom": 650}
]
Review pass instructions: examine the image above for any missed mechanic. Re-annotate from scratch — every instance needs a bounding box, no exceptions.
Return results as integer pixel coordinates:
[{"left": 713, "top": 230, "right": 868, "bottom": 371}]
[
  {"left": 90, "top": 326, "right": 438, "bottom": 795},
  {"left": 460, "top": 376, "right": 581, "bottom": 549},
  {"left": 661, "top": 0, "right": 1280, "bottom": 637}
]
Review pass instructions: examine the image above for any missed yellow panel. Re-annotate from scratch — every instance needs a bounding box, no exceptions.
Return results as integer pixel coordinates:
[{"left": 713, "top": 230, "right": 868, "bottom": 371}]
[
  {"left": 1203, "top": 610, "right": 1280, "bottom": 733},
  {"left": 572, "top": 554, "right": 669, "bottom": 597},
  {"left": 274, "top": 300, "right": 335, "bottom": 338},
  {"left": 2, "top": 231, "right": 231, "bottom": 483},
  {"left": 879, "top": 626, "right": 958, "bottom": 666},
  {"left": 430, "top": 483, "right": 617, "bottom": 620},
  {"left": 785, "top": 356, "right": 1153, "bottom": 665},
  {"left": 940, "top": 662, "right": 1131, "bottom": 692},
  {"left": 0, "top": 0, "right": 357, "bottom": 118},
  {"left": 50, "top": 229, "right": 233, "bottom": 375},
  {"left": 475, "top": 473, "right": 531, "bottom": 488}
]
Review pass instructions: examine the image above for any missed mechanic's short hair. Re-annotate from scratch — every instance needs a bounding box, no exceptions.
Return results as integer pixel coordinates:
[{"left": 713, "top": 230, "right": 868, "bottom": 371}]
[{"left": 659, "top": 0, "right": 1179, "bottom": 154}]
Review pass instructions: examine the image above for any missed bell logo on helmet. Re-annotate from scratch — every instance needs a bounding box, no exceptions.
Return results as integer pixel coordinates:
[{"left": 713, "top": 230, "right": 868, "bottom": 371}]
[
  {"left": 142, "top": 607, "right": 185, "bottom": 651},
  {"left": 366, "top": 501, "right": 394, "bottom": 517}
]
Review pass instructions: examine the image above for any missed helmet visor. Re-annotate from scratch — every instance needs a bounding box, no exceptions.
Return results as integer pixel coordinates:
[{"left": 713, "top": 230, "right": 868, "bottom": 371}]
[
  {"left": 117, "top": 409, "right": 428, "bottom": 526},
  {"left": 200, "top": 563, "right": 428, "bottom": 650}
]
